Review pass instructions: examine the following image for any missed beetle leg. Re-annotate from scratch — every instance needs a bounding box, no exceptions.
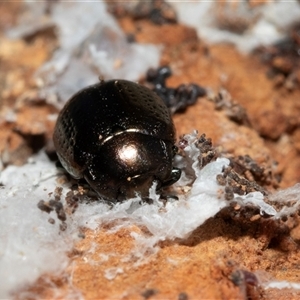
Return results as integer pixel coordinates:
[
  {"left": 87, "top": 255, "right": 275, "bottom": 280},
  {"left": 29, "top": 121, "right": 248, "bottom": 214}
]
[{"left": 160, "top": 167, "right": 181, "bottom": 188}]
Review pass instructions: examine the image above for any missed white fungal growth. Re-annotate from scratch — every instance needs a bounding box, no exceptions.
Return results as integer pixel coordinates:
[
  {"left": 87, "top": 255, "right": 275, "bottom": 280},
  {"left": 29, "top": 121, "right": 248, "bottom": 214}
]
[
  {"left": 170, "top": 0, "right": 300, "bottom": 53},
  {"left": 1, "top": 132, "right": 300, "bottom": 298},
  {"left": 7, "top": 1, "right": 161, "bottom": 105},
  {"left": 263, "top": 279, "right": 300, "bottom": 290},
  {"left": 269, "top": 184, "right": 300, "bottom": 218},
  {"left": 104, "top": 267, "right": 124, "bottom": 280},
  {"left": 236, "top": 193, "right": 277, "bottom": 216}
]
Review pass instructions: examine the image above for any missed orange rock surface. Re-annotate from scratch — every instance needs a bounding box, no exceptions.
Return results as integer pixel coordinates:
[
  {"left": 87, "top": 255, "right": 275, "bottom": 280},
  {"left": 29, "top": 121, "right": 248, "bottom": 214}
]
[{"left": 1, "top": 4, "right": 300, "bottom": 300}]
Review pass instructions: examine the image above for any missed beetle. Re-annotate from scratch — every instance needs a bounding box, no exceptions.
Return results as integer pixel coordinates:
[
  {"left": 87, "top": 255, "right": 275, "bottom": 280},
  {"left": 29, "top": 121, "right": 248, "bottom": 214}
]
[{"left": 53, "top": 79, "right": 181, "bottom": 202}]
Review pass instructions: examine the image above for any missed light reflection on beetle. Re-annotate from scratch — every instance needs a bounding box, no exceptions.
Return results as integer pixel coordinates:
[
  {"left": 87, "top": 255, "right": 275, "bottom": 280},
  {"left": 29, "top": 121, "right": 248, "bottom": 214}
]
[{"left": 53, "top": 79, "right": 181, "bottom": 202}]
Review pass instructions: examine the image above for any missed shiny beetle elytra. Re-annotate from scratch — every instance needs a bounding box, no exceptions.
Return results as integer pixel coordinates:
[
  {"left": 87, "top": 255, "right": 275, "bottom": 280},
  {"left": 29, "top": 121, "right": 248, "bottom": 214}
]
[{"left": 53, "top": 79, "right": 181, "bottom": 202}]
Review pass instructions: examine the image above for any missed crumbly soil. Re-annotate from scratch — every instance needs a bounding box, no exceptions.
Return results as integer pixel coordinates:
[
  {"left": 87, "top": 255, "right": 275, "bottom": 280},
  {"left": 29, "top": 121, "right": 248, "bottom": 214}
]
[{"left": 2, "top": 3, "right": 300, "bottom": 300}]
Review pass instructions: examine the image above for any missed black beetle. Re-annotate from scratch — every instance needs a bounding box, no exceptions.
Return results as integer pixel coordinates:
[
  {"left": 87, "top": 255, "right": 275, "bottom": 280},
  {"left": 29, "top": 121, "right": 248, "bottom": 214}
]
[{"left": 53, "top": 79, "right": 181, "bottom": 202}]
